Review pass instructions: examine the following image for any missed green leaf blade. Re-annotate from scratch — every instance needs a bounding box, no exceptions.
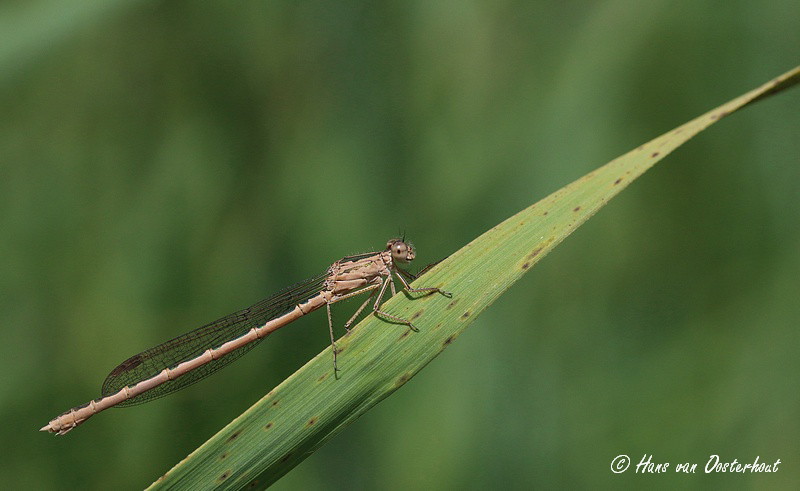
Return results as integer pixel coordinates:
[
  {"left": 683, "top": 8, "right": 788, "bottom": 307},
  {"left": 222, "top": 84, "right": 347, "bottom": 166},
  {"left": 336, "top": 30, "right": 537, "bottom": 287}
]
[{"left": 149, "top": 66, "right": 799, "bottom": 490}]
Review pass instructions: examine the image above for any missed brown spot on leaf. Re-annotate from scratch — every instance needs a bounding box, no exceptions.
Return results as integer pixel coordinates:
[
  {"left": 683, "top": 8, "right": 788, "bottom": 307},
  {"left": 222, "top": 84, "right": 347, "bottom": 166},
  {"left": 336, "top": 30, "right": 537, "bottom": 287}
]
[
  {"left": 614, "top": 178, "right": 622, "bottom": 185},
  {"left": 217, "top": 470, "right": 231, "bottom": 483},
  {"left": 461, "top": 311, "right": 471, "bottom": 320},
  {"left": 220, "top": 452, "right": 229, "bottom": 461},
  {"left": 521, "top": 262, "right": 530, "bottom": 270},
  {"left": 411, "top": 310, "right": 423, "bottom": 321},
  {"left": 280, "top": 452, "right": 293, "bottom": 463},
  {"left": 264, "top": 422, "right": 273, "bottom": 430},
  {"left": 317, "top": 373, "right": 329, "bottom": 382},
  {"left": 651, "top": 151, "right": 660, "bottom": 158},
  {"left": 445, "top": 299, "right": 459, "bottom": 310},
  {"left": 306, "top": 417, "right": 317, "bottom": 427},
  {"left": 395, "top": 373, "right": 411, "bottom": 387},
  {"left": 226, "top": 430, "right": 241, "bottom": 443},
  {"left": 573, "top": 206, "right": 581, "bottom": 212},
  {"left": 443, "top": 335, "right": 455, "bottom": 346}
]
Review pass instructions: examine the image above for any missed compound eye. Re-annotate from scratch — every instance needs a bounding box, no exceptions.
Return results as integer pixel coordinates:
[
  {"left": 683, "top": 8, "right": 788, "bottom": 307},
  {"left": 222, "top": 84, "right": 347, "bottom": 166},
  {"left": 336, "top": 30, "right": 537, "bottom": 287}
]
[{"left": 389, "top": 240, "right": 412, "bottom": 263}]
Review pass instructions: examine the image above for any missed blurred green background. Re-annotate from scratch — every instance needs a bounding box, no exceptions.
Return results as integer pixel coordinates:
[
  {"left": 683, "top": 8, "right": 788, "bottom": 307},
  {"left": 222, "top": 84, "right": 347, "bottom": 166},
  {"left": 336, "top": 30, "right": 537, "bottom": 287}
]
[{"left": 2, "top": 1, "right": 798, "bottom": 489}]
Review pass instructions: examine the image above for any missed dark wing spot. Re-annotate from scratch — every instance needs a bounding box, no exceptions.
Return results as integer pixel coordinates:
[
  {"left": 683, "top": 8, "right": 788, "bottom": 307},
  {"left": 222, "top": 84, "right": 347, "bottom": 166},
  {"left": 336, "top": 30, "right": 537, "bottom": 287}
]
[{"left": 107, "top": 354, "right": 144, "bottom": 377}]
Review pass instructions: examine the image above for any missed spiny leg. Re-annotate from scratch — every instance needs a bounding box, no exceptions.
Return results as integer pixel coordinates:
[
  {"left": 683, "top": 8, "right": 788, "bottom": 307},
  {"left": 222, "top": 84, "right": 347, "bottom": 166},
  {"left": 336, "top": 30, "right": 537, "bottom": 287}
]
[
  {"left": 326, "top": 283, "right": 381, "bottom": 372},
  {"left": 332, "top": 283, "right": 381, "bottom": 303},
  {"left": 344, "top": 286, "right": 379, "bottom": 331},
  {"left": 326, "top": 301, "right": 339, "bottom": 372},
  {"left": 394, "top": 269, "right": 452, "bottom": 297},
  {"left": 371, "top": 275, "right": 420, "bottom": 332}
]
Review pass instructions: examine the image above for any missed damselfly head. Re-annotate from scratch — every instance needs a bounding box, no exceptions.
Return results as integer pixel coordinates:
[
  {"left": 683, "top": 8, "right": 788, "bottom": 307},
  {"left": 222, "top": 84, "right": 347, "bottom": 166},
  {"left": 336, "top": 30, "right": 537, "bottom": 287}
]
[{"left": 387, "top": 238, "right": 415, "bottom": 264}]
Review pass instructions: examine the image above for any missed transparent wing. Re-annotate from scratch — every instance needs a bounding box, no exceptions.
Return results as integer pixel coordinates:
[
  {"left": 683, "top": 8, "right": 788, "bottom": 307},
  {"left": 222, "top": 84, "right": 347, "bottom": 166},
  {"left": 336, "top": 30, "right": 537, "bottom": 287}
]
[{"left": 101, "top": 273, "right": 328, "bottom": 406}]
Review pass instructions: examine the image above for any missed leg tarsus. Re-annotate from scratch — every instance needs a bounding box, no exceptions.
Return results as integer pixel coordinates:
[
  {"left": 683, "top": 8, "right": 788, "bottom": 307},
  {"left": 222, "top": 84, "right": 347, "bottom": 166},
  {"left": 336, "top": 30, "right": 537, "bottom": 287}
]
[
  {"left": 393, "top": 270, "right": 452, "bottom": 298},
  {"left": 373, "top": 308, "right": 419, "bottom": 332}
]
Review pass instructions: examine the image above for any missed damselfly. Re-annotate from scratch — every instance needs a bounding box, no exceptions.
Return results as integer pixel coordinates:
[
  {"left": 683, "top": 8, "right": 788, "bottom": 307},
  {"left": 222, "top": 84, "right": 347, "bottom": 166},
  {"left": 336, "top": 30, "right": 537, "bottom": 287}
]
[{"left": 41, "top": 238, "right": 450, "bottom": 435}]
